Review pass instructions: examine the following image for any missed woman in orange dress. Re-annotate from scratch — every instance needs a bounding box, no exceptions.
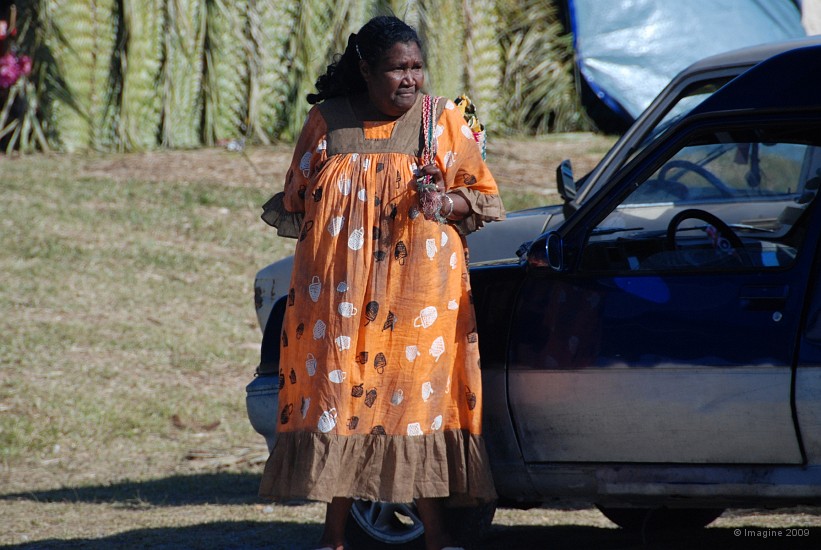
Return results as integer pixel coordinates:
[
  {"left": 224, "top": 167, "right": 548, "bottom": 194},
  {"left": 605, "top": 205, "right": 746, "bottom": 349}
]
[{"left": 260, "top": 15, "right": 504, "bottom": 550}]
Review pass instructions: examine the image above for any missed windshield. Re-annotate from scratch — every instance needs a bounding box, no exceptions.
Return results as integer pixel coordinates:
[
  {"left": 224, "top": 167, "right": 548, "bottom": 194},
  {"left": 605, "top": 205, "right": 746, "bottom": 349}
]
[{"left": 576, "top": 75, "right": 737, "bottom": 204}]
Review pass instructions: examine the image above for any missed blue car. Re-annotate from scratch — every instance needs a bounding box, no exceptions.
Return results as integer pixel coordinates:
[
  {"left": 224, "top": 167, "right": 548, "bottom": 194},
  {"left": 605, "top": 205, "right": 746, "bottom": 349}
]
[{"left": 248, "top": 38, "right": 821, "bottom": 546}]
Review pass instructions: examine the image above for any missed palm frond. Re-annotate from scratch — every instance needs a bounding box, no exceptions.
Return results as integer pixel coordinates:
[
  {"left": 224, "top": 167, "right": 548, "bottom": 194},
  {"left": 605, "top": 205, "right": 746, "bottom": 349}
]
[
  {"left": 161, "top": 0, "right": 206, "bottom": 148},
  {"left": 119, "top": 0, "right": 164, "bottom": 151},
  {"left": 203, "top": 0, "right": 247, "bottom": 146},
  {"left": 497, "top": 0, "right": 589, "bottom": 134},
  {"left": 418, "top": 0, "right": 464, "bottom": 99},
  {"left": 246, "top": 0, "right": 295, "bottom": 143},
  {"left": 43, "top": 0, "right": 118, "bottom": 151},
  {"left": 462, "top": 0, "right": 502, "bottom": 127}
]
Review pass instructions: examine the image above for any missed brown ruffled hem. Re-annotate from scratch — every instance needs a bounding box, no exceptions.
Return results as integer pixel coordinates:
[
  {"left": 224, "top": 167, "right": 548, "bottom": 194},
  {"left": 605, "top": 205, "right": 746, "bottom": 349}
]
[
  {"left": 259, "top": 429, "right": 497, "bottom": 505},
  {"left": 450, "top": 190, "right": 506, "bottom": 236},
  {"left": 260, "top": 192, "right": 304, "bottom": 239}
]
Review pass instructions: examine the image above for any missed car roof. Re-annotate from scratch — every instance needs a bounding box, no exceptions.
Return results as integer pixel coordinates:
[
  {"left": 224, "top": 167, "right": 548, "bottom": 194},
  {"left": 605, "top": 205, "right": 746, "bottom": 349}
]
[
  {"left": 682, "top": 35, "right": 821, "bottom": 74},
  {"left": 692, "top": 43, "right": 821, "bottom": 115}
]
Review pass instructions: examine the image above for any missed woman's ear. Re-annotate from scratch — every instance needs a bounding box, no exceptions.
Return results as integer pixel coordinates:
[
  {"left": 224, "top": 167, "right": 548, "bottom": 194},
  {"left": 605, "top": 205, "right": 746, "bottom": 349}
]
[{"left": 358, "top": 59, "right": 370, "bottom": 82}]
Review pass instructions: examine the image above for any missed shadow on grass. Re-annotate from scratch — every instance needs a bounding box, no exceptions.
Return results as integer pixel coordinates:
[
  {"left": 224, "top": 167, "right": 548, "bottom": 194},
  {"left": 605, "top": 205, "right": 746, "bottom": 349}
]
[
  {"left": 4, "top": 522, "right": 821, "bottom": 550},
  {"left": 0, "top": 472, "right": 265, "bottom": 506}
]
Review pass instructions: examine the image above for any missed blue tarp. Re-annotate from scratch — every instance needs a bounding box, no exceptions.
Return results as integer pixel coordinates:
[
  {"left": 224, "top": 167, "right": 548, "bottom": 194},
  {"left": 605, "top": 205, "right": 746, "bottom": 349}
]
[{"left": 568, "top": 0, "right": 806, "bottom": 130}]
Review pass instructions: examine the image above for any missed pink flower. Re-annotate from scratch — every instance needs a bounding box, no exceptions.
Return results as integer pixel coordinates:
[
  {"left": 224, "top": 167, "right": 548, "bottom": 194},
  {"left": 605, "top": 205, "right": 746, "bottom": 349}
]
[{"left": 0, "top": 52, "right": 27, "bottom": 88}]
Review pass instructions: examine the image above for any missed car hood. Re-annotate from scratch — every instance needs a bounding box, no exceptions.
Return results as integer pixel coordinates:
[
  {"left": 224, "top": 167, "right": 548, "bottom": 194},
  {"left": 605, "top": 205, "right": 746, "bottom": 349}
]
[{"left": 466, "top": 205, "right": 563, "bottom": 265}]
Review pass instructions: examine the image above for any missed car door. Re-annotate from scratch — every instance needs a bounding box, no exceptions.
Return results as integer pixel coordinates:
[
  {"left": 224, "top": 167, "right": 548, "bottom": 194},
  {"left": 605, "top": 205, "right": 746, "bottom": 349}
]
[{"left": 507, "top": 115, "right": 821, "bottom": 464}]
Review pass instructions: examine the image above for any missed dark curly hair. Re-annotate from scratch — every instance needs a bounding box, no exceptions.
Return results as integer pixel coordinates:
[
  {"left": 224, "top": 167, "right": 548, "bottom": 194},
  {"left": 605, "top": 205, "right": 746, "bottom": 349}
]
[{"left": 307, "top": 16, "right": 422, "bottom": 104}]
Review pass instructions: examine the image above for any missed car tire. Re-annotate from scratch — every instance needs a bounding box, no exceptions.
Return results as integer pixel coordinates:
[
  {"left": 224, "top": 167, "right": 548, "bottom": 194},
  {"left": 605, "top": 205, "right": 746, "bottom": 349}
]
[
  {"left": 596, "top": 505, "right": 725, "bottom": 531},
  {"left": 345, "top": 500, "right": 496, "bottom": 549}
]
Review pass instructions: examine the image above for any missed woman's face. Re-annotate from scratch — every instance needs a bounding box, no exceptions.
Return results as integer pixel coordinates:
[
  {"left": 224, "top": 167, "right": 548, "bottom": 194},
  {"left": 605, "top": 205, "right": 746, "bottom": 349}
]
[{"left": 360, "top": 41, "right": 424, "bottom": 117}]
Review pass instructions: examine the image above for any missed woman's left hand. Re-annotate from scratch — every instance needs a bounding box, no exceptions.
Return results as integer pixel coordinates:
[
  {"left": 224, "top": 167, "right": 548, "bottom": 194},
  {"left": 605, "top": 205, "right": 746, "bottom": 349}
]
[{"left": 417, "top": 163, "right": 445, "bottom": 193}]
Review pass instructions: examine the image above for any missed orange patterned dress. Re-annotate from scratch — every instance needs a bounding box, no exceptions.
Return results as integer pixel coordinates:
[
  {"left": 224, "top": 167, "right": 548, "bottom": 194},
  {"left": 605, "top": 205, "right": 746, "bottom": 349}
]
[{"left": 259, "top": 94, "right": 504, "bottom": 504}]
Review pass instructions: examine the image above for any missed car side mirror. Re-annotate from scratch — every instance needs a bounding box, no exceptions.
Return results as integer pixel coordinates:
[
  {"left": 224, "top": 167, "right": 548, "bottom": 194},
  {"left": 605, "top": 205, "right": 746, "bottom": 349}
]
[{"left": 556, "top": 159, "right": 577, "bottom": 202}]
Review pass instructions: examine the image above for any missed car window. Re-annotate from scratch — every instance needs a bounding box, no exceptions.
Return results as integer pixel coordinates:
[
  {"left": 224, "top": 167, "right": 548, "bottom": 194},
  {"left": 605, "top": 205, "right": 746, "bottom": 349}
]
[
  {"left": 581, "top": 123, "right": 821, "bottom": 273},
  {"left": 578, "top": 77, "right": 736, "bottom": 203}
]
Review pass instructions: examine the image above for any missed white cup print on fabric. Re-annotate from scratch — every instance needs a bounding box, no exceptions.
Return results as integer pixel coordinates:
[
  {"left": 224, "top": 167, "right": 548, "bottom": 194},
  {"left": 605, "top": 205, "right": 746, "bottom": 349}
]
[
  {"left": 317, "top": 407, "right": 338, "bottom": 433},
  {"left": 309, "top": 276, "right": 322, "bottom": 302},
  {"left": 336, "top": 281, "right": 348, "bottom": 293},
  {"left": 405, "top": 345, "right": 419, "bottom": 361},
  {"left": 407, "top": 422, "right": 424, "bottom": 436},
  {"left": 327, "top": 216, "right": 345, "bottom": 236},
  {"left": 328, "top": 369, "right": 347, "bottom": 383},
  {"left": 440, "top": 231, "right": 448, "bottom": 247},
  {"left": 338, "top": 302, "right": 358, "bottom": 318},
  {"left": 425, "top": 238, "right": 437, "bottom": 260},
  {"left": 357, "top": 188, "right": 367, "bottom": 202},
  {"left": 413, "top": 306, "right": 438, "bottom": 329},
  {"left": 362, "top": 158, "right": 371, "bottom": 170},
  {"left": 429, "top": 336, "right": 445, "bottom": 362},
  {"left": 305, "top": 353, "right": 317, "bottom": 376},
  {"left": 391, "top": 389, "right": 404, "bottom": 405},
  {"left": 301, "top": 396, "right": 311, "bottom": 418},
  {"left": 431, "top": 414, "right": 443, "bottom": 431},
  {"left": 450, "top": 252, "right": 458, "bottom": 270},
  {"left": 348, "top": 227, "right": 365, "bottom": 251},
  {"left": 447, "top": 299, "right": 459, "bottom": 311},
  {"left": 313, "top": 319, "right": 326, "bottom": 340},
  {"left": 421, "top": 381, "right": 434, "bottom": 402},
  {"left": 334, "top": 335, "right": 351, "bottom": 351},
  {"left": 337, "top": 176, "right": 352, "bottom": 196}
]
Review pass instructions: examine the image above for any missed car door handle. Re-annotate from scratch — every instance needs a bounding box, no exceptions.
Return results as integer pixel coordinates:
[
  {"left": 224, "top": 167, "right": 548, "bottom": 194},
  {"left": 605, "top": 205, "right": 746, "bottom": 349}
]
[{"left": 739, "top": 284, "right": 789, "bottom": 311}]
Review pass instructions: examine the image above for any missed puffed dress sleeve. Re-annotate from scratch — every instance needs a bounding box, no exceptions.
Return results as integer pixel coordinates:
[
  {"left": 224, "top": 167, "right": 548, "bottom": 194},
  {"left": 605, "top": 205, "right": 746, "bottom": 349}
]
[
  {"left": 261, "top": 106, "right": 328, "bottom": 237},
  {"left": 435, "top": 101, "right": 506, "bottom": 235}
]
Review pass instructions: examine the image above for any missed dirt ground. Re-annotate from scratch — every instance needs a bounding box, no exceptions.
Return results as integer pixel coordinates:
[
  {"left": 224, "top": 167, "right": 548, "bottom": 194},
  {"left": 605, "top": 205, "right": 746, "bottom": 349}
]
[{"left": 74, "top": 133, "right": 616, "bottom": 196}]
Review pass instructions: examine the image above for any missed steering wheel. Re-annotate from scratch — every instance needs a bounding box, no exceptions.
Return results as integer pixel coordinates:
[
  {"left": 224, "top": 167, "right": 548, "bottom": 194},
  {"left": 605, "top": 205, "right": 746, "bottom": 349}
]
[
  {"left": 666, "top": 208, "right": 751, "bottom": 266},
  {"left": 660, "top": 159, "right": 735, "bottom": 198}
]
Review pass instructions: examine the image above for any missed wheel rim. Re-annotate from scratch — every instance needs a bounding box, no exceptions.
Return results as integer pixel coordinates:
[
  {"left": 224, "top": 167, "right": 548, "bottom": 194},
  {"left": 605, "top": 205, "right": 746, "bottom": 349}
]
[{"left": 349, "top": 500, "right": 425, "bottom": 544}]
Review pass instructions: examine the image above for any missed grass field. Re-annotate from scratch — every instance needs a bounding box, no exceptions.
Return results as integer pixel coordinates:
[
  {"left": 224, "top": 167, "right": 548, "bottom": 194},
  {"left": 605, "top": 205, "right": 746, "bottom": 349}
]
[{"left": 9, "top": 136, "right": 820, "bottom": 549}]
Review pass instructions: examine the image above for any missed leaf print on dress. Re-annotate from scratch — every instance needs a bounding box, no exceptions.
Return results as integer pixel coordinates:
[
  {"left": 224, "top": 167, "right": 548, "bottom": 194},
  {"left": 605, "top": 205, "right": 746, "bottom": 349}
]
[
  {"left": 382, "top": 311, "right": 397, "bottom": 331},
  {"left": 327, "top": 216, "right": 345, "bottom": 236},
  {"left": 299, "top": 220, "right": 313, "bottom": 241},
  {"left": 313, "top": 319, "right": 326, "bottom": 340},
  {"left": 348, "top": 227, "right": 365, "bottom": 250},
  {"left": 337, "top": 176, "right": 352, "bottom": 196},
  {"left": 426, "top": 238, "right": 437, "bottom": 260},
  {"left": 364, "top": 387, "right": 378, "bottom": 408},
  {"left": 280, "top": 403, "right": 293, "bottom": 425},
  {"left": 465, "top": 386, "right": 477, "bottom": 410},
  {"left": 364, "top": 301, "right": 379, "bottom": 325}
]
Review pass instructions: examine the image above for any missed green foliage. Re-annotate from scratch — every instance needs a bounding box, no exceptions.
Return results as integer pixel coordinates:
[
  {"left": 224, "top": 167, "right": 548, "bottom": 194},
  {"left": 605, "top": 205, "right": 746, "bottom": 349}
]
[
  {"left": 497, "top": 0, "right": 591, "bottom": 134},
  {"left": 119, "top": 0, "right": 164, "bottom": 151},
  {"left": 5, "top": 0, "right": 589, "bottom": 152}
]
